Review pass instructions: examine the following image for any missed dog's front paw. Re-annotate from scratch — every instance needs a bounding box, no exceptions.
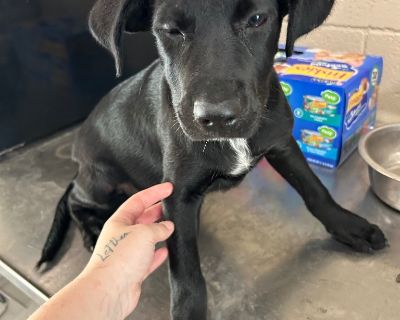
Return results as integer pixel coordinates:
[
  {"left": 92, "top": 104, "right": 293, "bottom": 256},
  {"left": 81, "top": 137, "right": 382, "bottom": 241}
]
[{"left": 325, "top": 209, "right": 388, "bottom": 253}]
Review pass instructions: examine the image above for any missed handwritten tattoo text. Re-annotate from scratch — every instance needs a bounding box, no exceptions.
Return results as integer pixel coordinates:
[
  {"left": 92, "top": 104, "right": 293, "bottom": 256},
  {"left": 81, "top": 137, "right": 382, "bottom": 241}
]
[{"left": 96, "top": 232, "right": 130, "bottom": 262}]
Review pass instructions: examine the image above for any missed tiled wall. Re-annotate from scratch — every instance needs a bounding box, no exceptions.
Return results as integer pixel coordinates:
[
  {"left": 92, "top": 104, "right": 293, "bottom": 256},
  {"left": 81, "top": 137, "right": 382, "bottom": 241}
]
[{"left": 280, "top": 0, "right": 400, "bottom": 123}]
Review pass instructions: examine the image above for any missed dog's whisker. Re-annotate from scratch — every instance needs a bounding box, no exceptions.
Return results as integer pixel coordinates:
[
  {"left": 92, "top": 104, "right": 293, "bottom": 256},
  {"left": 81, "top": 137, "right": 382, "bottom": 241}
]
[
  {"left": 138, "top": 80, "right": 144, "bottom": 97},
  {"left": 202, "top": 141, "right": 208, "bottom": 153}
]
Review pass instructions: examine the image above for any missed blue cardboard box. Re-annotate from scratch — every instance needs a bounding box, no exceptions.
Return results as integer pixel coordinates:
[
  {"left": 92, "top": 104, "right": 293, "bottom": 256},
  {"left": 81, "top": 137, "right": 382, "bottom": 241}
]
[{"left": 275, "top": 48, "right": 383, "bottom": 168}]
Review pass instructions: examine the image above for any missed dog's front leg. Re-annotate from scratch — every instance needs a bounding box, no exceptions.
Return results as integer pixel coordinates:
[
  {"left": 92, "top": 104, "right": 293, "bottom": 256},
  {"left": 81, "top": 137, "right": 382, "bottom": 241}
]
[
  {"left": 162, "top": 168, "right": 208, "bottom": 320},
  {"left": 265, "top": 137, "right": 387, "bottom": 253}
]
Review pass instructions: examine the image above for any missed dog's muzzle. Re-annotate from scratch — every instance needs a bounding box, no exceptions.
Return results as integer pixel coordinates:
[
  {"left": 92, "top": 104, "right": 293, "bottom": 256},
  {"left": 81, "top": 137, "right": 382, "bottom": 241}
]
[{"left": 192, "top": 98, "right": 251, "bottom": 138}]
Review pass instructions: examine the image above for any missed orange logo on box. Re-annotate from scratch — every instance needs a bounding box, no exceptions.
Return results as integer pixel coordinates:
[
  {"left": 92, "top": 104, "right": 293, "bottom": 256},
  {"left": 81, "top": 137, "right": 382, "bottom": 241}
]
[
  {"left": 283, "top": 64, "right": 355, "bottom": 82},
  {"left": 347, "top": 78, "right": 369, "bottom": 112}
]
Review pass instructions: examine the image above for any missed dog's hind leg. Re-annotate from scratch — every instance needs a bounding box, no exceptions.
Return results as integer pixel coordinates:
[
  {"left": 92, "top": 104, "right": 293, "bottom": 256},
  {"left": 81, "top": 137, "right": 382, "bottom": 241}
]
[
  {"left": 68, "top": 165, "right": 133, "bottom": 251},
  {"left": 38, "top": 165, "right": 131, "bottom": 267}
]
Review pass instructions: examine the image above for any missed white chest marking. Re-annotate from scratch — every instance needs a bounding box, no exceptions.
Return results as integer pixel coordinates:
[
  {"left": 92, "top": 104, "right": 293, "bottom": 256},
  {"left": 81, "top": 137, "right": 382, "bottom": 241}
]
[{"left": 228, "top": 138, "right": 253, "bottom": 176}]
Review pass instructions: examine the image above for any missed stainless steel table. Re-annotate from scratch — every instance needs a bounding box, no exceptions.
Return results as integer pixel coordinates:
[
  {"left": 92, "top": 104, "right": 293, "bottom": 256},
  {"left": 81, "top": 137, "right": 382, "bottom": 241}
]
[{"left": 1, "top": 129, "right": 399, "bottom": 319}]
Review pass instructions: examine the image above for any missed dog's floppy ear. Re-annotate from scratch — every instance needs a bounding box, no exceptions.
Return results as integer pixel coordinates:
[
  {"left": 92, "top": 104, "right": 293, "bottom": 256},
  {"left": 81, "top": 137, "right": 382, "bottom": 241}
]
[
  {"left": 282, "top": 0, "right": 335, "bottom": 57},
  {"left": 89, "top": 0, "right": 153, "bottom": 77}
]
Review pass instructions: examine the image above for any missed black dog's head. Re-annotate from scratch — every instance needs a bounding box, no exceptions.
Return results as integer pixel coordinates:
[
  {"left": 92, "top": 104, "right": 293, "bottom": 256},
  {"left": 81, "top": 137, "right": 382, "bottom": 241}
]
[{"left": 89, "top": 0, "right": 334, "bottom": 141}]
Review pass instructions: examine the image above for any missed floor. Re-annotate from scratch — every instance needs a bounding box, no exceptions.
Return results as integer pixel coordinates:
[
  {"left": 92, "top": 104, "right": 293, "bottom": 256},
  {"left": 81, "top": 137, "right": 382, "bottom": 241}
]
[{"left": 0, "top": 128, "right": 400, "bottom": 320}]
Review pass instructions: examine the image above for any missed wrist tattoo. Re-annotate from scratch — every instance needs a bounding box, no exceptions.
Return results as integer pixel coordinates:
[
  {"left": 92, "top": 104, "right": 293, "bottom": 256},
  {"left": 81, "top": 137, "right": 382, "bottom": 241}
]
[{"left": 96, "top": 232, "right": 130, "bottom": 262}]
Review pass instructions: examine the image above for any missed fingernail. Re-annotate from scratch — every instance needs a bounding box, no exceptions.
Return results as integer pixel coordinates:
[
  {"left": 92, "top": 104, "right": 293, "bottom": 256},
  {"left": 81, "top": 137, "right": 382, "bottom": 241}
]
[{"left": 160, "top": 221, "right": 174, "bottom": 231}]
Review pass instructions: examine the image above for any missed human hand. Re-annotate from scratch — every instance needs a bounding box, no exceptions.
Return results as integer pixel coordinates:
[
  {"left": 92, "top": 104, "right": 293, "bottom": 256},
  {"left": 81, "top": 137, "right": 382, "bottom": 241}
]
[{"left": 79, "top": 183, "right": 174, "bottom": 319}]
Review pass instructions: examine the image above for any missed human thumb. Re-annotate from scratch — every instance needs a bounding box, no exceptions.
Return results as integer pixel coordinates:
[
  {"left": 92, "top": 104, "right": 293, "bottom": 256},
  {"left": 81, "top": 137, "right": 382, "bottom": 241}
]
[{"left": 147, "top": 221, "right": 174, "bottom": 243}]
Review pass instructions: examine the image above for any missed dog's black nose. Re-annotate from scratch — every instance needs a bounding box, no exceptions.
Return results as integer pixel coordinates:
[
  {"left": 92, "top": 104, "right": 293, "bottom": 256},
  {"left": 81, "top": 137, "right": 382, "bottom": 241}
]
[{"left": 193, "top": 100, "right": 239, "bottom": 129}]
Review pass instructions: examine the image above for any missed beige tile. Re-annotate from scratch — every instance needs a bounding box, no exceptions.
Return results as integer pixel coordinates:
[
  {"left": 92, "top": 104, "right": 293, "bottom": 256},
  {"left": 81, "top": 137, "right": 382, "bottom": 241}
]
[
  {"left": 368, "top": 0, "right": 400, "bottom": 31},
  {"left": 280, "top": 23, "right": 366, "bottom": 53},
  {"left": 325, "top": 0, "right": 375, "bottom": 28},
  {"left": 366, "top": 31, "right": 400, "bottom": 121}
]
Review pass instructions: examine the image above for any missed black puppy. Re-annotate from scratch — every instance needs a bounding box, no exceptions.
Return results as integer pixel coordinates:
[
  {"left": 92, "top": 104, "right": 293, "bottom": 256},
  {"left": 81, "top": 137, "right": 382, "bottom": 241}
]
[{"left": 39, "top": 0, "right": 387, "bottom": 318}]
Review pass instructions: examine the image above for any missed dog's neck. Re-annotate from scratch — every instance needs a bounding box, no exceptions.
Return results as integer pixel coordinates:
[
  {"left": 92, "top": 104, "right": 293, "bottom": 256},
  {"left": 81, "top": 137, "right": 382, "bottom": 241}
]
[
  {"left": 202, "top": 138, "right": 254, "bottom": 176},
  {"left": 227, "top": 139, "right": 253, "bottom": 176}
]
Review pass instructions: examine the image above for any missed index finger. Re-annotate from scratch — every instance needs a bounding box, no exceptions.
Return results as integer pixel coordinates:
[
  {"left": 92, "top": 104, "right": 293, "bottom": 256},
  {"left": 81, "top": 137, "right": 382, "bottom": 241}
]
[{"left": 110, "top": 182, "right": 173, "bottom": 225}]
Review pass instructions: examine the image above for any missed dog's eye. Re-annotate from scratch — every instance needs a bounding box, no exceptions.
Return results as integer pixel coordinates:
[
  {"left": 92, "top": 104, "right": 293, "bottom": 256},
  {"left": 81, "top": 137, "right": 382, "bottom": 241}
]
[
  {"left": 166, "top": 28, "right": 184, "bottom": 36},
  {"left": 247, "top": 14, "right": 268, "bottom": 28},
  {"left": 158, "top": 26, "right": 184, "bottom": 38}
]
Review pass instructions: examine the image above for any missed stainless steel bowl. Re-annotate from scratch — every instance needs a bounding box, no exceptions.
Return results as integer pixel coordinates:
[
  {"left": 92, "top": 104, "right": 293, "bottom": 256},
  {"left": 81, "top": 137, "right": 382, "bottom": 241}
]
[{"left": 359, "top": 124, "right": 400, "bottom": 211}]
